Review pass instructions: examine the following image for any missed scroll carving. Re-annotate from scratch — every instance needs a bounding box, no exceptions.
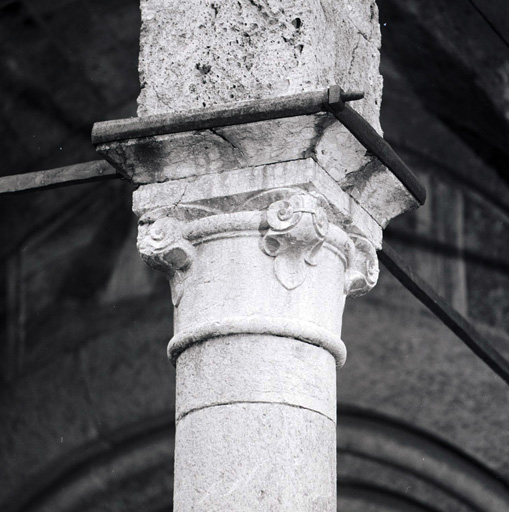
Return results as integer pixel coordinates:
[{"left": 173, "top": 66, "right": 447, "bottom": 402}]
[
  {"left": 261, "top": 191, "right": 329, "bottom": 290},
  {"left": 137, "top": 216, "right": 195, "bottom": 306},
  {"left": 344, "top": 234, "right": 379, "bottom": 297}
]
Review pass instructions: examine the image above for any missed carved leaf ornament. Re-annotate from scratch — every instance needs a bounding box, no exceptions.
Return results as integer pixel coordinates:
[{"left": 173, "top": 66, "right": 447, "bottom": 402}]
[
  {"left": 262, "top": 192, "right": 329, "bottom": 289},
  {"left": 345, "top": 234, "right": 379, "bottom": 297},
  {"left": 137, "top": 216, "right": 195, "bottom": 306}
]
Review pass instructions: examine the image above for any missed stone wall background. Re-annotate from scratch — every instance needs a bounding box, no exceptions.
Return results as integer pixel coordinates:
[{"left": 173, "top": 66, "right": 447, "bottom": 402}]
[{"left": 0, "top": 1, "right": 508, "bottom": 511}]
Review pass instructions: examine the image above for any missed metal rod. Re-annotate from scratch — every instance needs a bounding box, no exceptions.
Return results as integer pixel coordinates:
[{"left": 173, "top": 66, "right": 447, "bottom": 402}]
[
  {"left": 326, "top": 102, "right": 426, "bottom": 205},
  {"left": 380, "top": 241, "right": 509, "bottom": 385},
  {"left": 92, "top": 86, "right": 426, "bottom": 205},
  {"left": 0, "top": 160, "right": 117, "bottom": 194},
  {"left": 91, "top": 90, "right": 330, "bottom": 145},
  {"left": 2, "top": 88, "right": 425, "bottom": 205}
]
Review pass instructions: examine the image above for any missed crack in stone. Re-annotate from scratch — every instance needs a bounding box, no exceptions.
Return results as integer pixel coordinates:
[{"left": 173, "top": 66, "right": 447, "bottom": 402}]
[
  {"left": 177, "top": 400, "right": 336, "bottom": 424},
  {"left": 209, "top": 127, "right": 248, "bottom": 166},
  {"left": 174, "top": 180, "right": 189, "bottom": 207},
  {"left": 349, "top": 21, "right": 371, "bottom": 43},
  {"left": 348, "top": 35, "right": 361, "bottom": 76}
]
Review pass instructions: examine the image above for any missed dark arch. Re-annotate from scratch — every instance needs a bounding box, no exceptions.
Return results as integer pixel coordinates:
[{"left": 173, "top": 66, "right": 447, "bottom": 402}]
[
  {"left": 337, "top": 405, "right": 509, "bottom": 512},
  {"left": 4, "top": 407, "right": 508, "bottom": 511},
  {"left": 339, "top": 480, "right": 442, "bottom": 512}
]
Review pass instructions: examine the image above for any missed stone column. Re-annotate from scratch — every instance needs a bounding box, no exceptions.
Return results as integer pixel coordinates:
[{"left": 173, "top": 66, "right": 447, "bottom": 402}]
[
  {"left": 133, "top": 167, "right": 381, "bottom": 511},
  {"left": 93, "top": 1, "right": 420, "bottom": 510}
]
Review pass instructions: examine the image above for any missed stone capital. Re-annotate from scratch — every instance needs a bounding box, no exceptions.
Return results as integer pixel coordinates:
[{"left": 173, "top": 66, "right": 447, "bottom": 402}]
[
  {"left": 135, "top": 182, "right": 379, "bottom": 305},
  {"left": 132, "top": 173, "right": 381, "bottom": 373},
  {"left": 93, "top": 105, "right": 396, "bottom": 369}
]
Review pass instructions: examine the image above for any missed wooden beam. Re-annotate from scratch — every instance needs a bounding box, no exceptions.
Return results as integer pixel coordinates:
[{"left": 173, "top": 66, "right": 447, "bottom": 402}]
[
  {"left": 0, "top": 160, "right": 118, "bottom": 194},
  {"left": 380, "top": 242, "right": 509, "bottom": 385}
]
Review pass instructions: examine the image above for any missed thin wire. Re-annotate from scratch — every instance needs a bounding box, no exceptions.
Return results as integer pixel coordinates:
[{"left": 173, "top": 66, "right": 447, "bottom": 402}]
[{"left": 466, "top": 0, "right": 509, "bottom": 50}]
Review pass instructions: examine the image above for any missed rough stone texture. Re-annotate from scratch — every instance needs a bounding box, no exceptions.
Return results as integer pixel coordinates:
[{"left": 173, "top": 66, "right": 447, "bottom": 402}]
[
  {"left": 174, "top": 403, "right": 336, "bottom": 511},
  {"left": 138, "top": 0, "right": 382, "bottom": 132},
  {"left": 125, "top": 0, "right": 423, "bottom": 230}
]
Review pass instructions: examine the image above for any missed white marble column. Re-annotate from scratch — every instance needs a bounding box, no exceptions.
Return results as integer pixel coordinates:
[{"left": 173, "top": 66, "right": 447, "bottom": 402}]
[
  {"left": 93, "top": 1, "right": 420, "bottom": 510},
  {"left": 133, "top": 165, "right": 380, "bottom": 510}
]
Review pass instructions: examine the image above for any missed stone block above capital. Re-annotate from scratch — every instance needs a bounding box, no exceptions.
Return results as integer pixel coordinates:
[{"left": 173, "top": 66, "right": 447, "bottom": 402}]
[{"left": 94, "top": 91, "right": 421, "bottom": 230}]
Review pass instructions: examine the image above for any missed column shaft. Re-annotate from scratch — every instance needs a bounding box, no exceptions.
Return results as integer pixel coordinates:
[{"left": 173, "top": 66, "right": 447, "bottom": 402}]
[
  {"left": 175, "top": 335, "right": 336, "bottom": 510},
  {"left": 162, "top": 206, "right": 346, "bottom": 510}
]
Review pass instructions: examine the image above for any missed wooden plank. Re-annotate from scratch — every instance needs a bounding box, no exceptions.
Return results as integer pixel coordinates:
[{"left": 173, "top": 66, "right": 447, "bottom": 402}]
[
  {"left": 380, "top": 242, "right": 509, "bottom": 385},
  {"left": 0, "top": 160, "right": 118, "bottom": 194}
]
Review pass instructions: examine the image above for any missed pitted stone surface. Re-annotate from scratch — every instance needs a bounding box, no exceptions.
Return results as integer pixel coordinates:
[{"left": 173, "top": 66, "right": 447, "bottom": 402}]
[
  {"left": 104, "top": 0, "right": 423, "bottom": 236},
  {"left": 138, "top": 0, "right": 382, "bottom": 132}
]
